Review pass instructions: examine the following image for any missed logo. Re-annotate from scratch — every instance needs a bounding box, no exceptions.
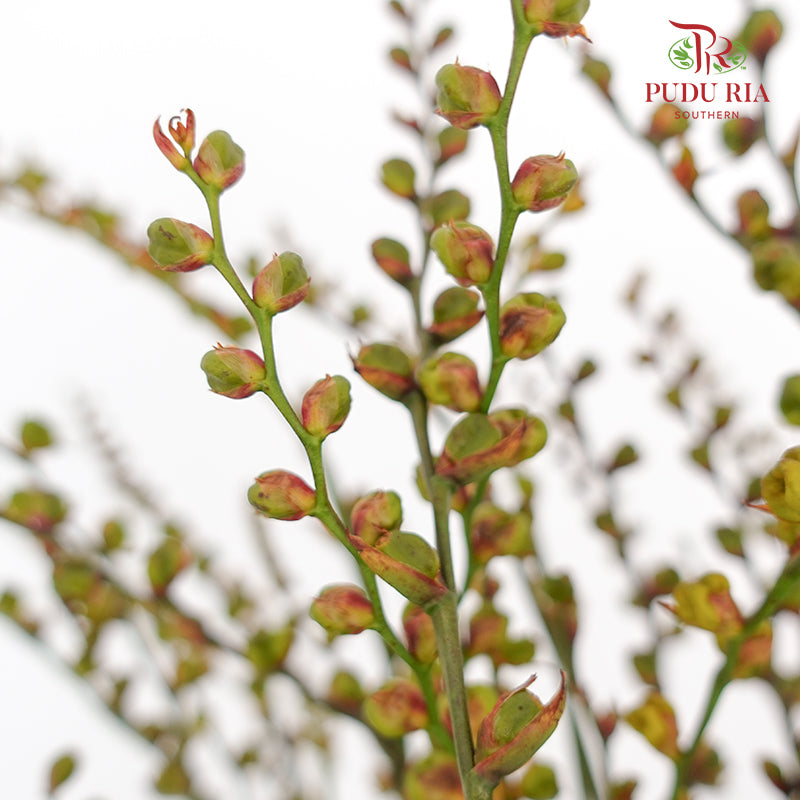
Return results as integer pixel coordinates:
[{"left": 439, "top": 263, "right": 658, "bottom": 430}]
[{"left": 668, "top": 21, "right": 747, "bottom": 75}]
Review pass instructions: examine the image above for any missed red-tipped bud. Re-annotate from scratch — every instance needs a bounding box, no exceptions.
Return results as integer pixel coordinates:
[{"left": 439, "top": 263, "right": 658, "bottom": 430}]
[
  {"left": 193, "top": 130, "right": 245, "bottom": 190},
  {"left": 761, "top": 447, "right": 800, "bottom": 523},
  {"left": 403, "top": 753, "right": 462, "bottom": 800},
  {"left": 523, "top": 0, "right": 589, "bottom": 25},
  {"left": 381, "top": 158, "right": 416, "bottom": 199},
  {"left": 301, "top": 375, "right": 351, "bottom": 439},
  {"left": 424, "top": 189, "right": 471, "bottom": 228},
  {"left": 147, "top": 218, "right": 214, "bottom": 272},
  {"left": 310, "top": 584, "right": 375, "bottom": 638},
  {"left": 436, "top": 126, "right": 469, "bottom": 165},
  {"left": 200, "top": 345, "right": 266, "bottom": 399},
  {"left": 511, "top": 154, "right": 578, "bottom": 213},
  {"left": 436, "top": 410, "right": 547, "bottom": 484},
  {"left": 581, "top": 55, "right": 611, "bottom": 98},
  {"left": 470, "top": 502, "right": 534, "bottom": 563},
  {"left": 418, "top": 352, "right": 483, "bottom": 412},
  {"left": 350, "top": 490, "right": 403, "bottom": 546},
  {"left": 647, "top": 104, "right": 689, "bottom": 145},
  {"left": 472, "top": 673, "right": 567, "bottom": 787},
  {"left": 364, "top": 678, "right": 429, "bottom": 738},
  {"left": 738, "top": 10, "right": 783, "bottom": 64},
  {"left": 352, "top": 343, "right": 416, "bottom": 401},
  {"left": 327, "top": 671, "right": 365, "bottom": 716},
  {"left": 167, "top": 109, "right": 196, "bottom": 157},
  {"left": 402, "top": 604, "right": 437, "bottom": 663},
  {"left": 371, "top": 238, "right": 414, "bottom": 285},
  {"left": 153, "top": 114, "right": 191, "bottom": 170},
  {"left": 499, "top": 293, "right": 566, "bottom": 359},
  {"left": 428, "top": 287, "right": 484, "bottom": 343},
  {"left": 672, "top": 146, "right": 698, "bottom": 194},
  {"left": 248, "top": 470, "right": 316, "bottom": 520},
  {"left": 624, "top": 691, "right": 679, "bottom": 760},
  {"left": 434, "top": 63, "right": 502, "bottom": 130},
  {"left": 252, "top": 251, "right": 310, "bottom": 313},
  {"left": 722, "top": 116, "right": 763, "bottom": 156},
  {"left": 737, "top": 190, "right": 771, "bottom": 241},
  {"left": 431, "top": 221, "right": 495, "bottom": 286}
]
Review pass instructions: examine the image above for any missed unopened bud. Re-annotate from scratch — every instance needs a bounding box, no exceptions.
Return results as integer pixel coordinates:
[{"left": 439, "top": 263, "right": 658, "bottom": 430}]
[
  {"left": 581, "top": 55, "right": 611, "bottom": 98},
  {"left": 252, "top": 251, "right": 310, "bottom": 313},
  {"left": 511, "top": 154, "right": 578, "bottom": 213},
  {"left": 403, "top": 753, "right": 462, "bottom": 800},
  {"left": 310, "top": 584, "right": 375, "bottom": 638},
  {"left": 436, "top": 126, "right": 469, "bottom": 165},
  {"left": 371, "top": 238, "right": 414, "bottom": 285},
  {"left": 761, "top": 446, "right": 800, "bottom": 522},
  {"left": 751, "top": 238, "right": 800, "bottom": 304},
  {"left": 352, "top": 343, "right": 416, "bottom": 401},
  {"left": 722, "top": 116, "right": 763, "bottom": 156},
  {"left": 403, "top": 604, "right": 437, "bottom": 663},
  {"left": 20, "top": 419, "right": 53, "bottom": 452},
  {"left": 434, "top": 63, "right": 502, "bottom": 130},
  {"left": 301, "top": 375, "right": 351, "bottom": 439},
  {"left": 147, "top": 218, "right": 214, "bottom": 272},
  {"left": 351, "top": 490, "right": 403, "bottom": 546},
  {"left": 200, "top": 345, "right": 266, "bottom": 399},
  {"left": 738, "top": 10, "right": 783, "bottom": 64},
  {"left": 470, "top": 502, "right": 534, "bottom": 563},
  {"left": 424, "top": 190, "right": 471, "bottom": 228},
  {"left": 193, "top": 130, "right": 245, "bottom": 190},
  {"left": 364, "top": 678, "right": 429, "bottom": 737},
  {"left": 737, "top": 190, "right": 771, "bottom": 241},
  {"left": 328, "top": 671, "right": 364, "bottom": 716},
  {"left": 431, "top": 221, "right": 494, "bottom": 286},
  {"left": 418, "top": 352, "right": 482, "bottom": 412},
  {"left": 647, "top": 104, "right": 688, "bottom": 145},
  {"left": 248, "top": 470, "right": 316, "bottom": 520},
  {"left": 779, "top": 375, "right": 800, "bottom": 426},
  {"left": 499, "top": 293, "right": 565, "bottom": 359},
  {"left": 381, "top": 158, "right": 416, "bottom": 199},
  {"left": 428, "top": 287, "right": 484, "bottom": 343},
  {"left": 523, "top": 0, "right": 589, "bottom": 25}
]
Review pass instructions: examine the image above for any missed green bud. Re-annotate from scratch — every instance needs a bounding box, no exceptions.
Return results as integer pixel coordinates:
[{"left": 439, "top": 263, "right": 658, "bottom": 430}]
[
  {"left": 364, "top": 678, "right": 429, "bottom": 737},
  {"left": 247, "top": 626, "right": 293, "bottom": 674},
  {"left": 780, "top": 375, "right": 800, "bottom": 425},
  {"left": 470, "top": 502, "right": 534, "bottom": 563},
  {"left": 431, "top": 221, "right": 495, "bottom": 286},
  {"left": 20, "top": 419, "right": 53, "bottom": 452},
  {"left": 424, "top": 189, "right": 471, "bottom": 228},
  {"left": 520, "top": 763, "right": 559, "bottom": 799},
  {"left": 327, "top": 670, "right": 365, "bottom": 716},
  {"left": 371, "top": 237, "right": 414, "bottom": 285},
  {"left": 647, "top": 104, "right": 689, "bottom": 145},
  {"left": 418, "top": 352, "right": 483, "bottom": 412},
  {"left": 252, "top": 251, "right": 310, "bottom": 313},
  {"left": 352, "top": 343, "right": 416, "bottom": 401},
  {"left": 403, "top": 752, "right": 462, "bottom": 800},
  {"left": 147, "top": 537, "right": 191, "bottom": 596},
  {"left": 436, "top": 126, "right": 469, "bottom": 165},
  {"left": 737, "top": 190, "right": 771, "bottom": 241},
  {"left": 499, "top": 293, "right": 566, "bottom": 359},
  {"left": 428, "top": 286, "right": 484, "bottom": 343},
  {"left": 511, "top": 155, "right": 578, "bottom": 213},
  {"left": 301, "top": 375, "right": 351, "bottom": 439},
  {"left": 49, "top": 753, "right": 77, "bottom": 793},
  {"left": 147, "top": 218, "right": 214, "bottom": 272},
  {"left": 737, "top": 9, "right": 783, "bottom": 64},
  {"left": 751, "top": 238, "right": 800, "bottom": 305},
  {"left": 200, "top": 345, "right": 266, "bottom": 399},
  {"left": 523, "top": 0, "right": 589, "bottom": 25},
  {"left": 4, "top": 489, "right": 67, "bottom": 534},
  {"left": 670, "top": 573, "right": 743, "bottom": 639},
  {"left": 310, "top": 584, "right": 375, "bottom": 638},
  {"left": 435, "top": 63, "right": 502, "bottom": 130},
  {"left": 403, "top": 604, "right": 437, "bottom": 663},
  {"left": 350, "top": 490, "right": 403, "bottom": 546},
  {"left": 761, "top": 446, "right": 800, "bottom": 522},
  {"left": 381, "top": 158, "right": 416, "bottom": 199},
  {"left": 193, "top": 130, "right": 245, "bottom": 190},
  {"left": 581, "top": 54, "right": 611, "bottom": 98},
  {"left": 248, "top": 470, "right": 316, "bottom": 520},
  {"left": 624, "top": 691, "right": 679, "bottom": 760},
  {"left": 722, "top": 116, "right": 763, "bottom": 156}
]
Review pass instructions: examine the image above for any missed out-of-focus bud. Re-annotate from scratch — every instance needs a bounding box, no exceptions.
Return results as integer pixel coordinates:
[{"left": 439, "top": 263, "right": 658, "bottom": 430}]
[
  {"left": 780, "top": 375, "right": 800, "bottom": 426},
  {"left": 434, "top": 63, "right": 502, "bottom": 130},
  {"left": 403, "top": 604, "right": 437, "bottom": 663},
  {"left": 428, "top": 287, "right": 484, "bottom": 343},
  {"left": 3, "top": 489, "right": 67, "bottom": 534},
  {"left": 671, "top": 147, "right": 698, "bottom": 194},
  {"left": 647, "top": 104, "right": 689, "bottom": 145},
  {"left": 417, "top": 352, "right": 483, "bottom": 412},
  {"left": 624, "top": 691, "right": 679, "bottom": 760},
  {"left": 737, "top": 10, "right": 783, "bottom": 65},
  {"left": 381, "top": 158, "right": 416, "bottom": 199},
  {"left": 350, "top": 490, "right": 403, "bottom": 546},
  {"left": 751, "top": 238, "right": 800, "bottom": 305},
  {"left": 436, "top": 126, "right": 469, "bottom": 165},
  {"left": 252, "top": 251, "right": 309, "bottom": 313},
  {"left": 403, "top": 752, "right": 462, "bottom": 800},
  {"left": 581, "top": 55, "right": 611, "bottom": 98},
  {"left": 470, "top": 502, "right": 533, "bottom": 563},
  {"left": 247, "top": 625, "right": 293, "bottom": 675},
  {"left": 424, "top": 190, "right": 471, "bottom": 228},
  {"left": 473, "top": 673, "right": 567, "bottom": 787},
  {"left": 301, "top": 375, "right": 351, "bottom": 439},
  {"left": 431, "top": 221, "right": 495, "bottom": 286},
  {"left": 468, "top": 601, "right": 535, "bottom": 667},
  {"left": 523, "top": 0, "right": 590, "bottom": 39},
  {"left": 499, "top": 293, "right": 565, "bottom": 359},
  {"left": 247, "top": 470, "right": 316, "bottom": 520},
  {"left": 20, "top": 419, "right": 53, "bottom": 452},
  {"left": 200, "top": 344, "right": 266, "bottom": 399},
  {"left": 520, "top": 762, "right": 559, "bottom": 799},
  {"left": 722, "top": 116, "right": 763, "bottom": 156},
  {"left": 737, "top": 190, "right": 771, "bottom": 241},
  {"left": 389, "top": 46, "right": 413, "bottom": 72},
  {"left": 364, "top": 678, "right": 429, "bottom": 737},
  {"left": 761, "top": 446, "right": 800, "bottom": 522},
  {"left": 352, "top": 343, "right": 416, "bottom": 401},
  {"left": 669, "top": 573, "right": 743, "bottom": 642},
  {"left": 193, "top": 130, "right": 245, "bottom": 190},
  {"left": 147, "top": 218, "right": 214, "bottom": 272},
  {"left": 310, "top": 584, "right": 375, "bottom": 638},
  {"left": 435, "top": 410, "right": 547, "bottom": 484},
  {"left": 371, "top": 238, "right": 414, "bottom": 285},
  {"left": 153, "top": 111, "right": 195, "bottom": 170},
  {"left": 327, "top": 670, "right": 365, "bottom": 716},
  {"left": 511, "top": 154, "right": 578, "bottom": 213},
  {"left": 147, "top": 537, "right": 192, "bottom": 596}
]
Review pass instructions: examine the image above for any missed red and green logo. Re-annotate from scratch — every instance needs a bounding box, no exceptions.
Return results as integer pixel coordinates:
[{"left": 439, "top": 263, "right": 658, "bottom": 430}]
[{"left": 668, "top": 21, "right": 747, "bottom": 75}]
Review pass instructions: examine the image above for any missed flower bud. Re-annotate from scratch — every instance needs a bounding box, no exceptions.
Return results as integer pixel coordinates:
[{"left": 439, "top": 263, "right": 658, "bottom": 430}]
[
  {"left": 670, "top": 573, "right": 743, "bottom": 641},
  {"left": 722, "top": 116, "right": 763, "bottom": 156},
  {"left": 520, "top": 763, "right": 559, "bottom": 799},
  {"left": 418, "top": 352, "right": 483, "bottom": 412},
  {"left": 327, "top": 671, "right": 365, "bottom": 716},
  {"left": 499, "top": 293, "right": 565, "bottom": 359},
  {"left": 428, "top": 287, "right": 484, "bottom": 343},
  {"left": 436, "top": 126, "right": 469, "bottom": 165},
  {"left": 671, "top": 146, "right": 698, "bottom": 194},
  {"left": 424, "top": 189, "right": 471, "bottom": 228},
  {"left": 248, "top": 470, "right": 316, "bottom": 520},
  {"left": 371, "top": 238, "right": 414, "bottom": 285},
  {"left": 200, "top": 345, "right": 266, "bottom": 399},
  {"left": 403, "top": 604, "right": 437, "bottom": 663},
  {"left": 624, "top": 691, "right": 679, "bottom": 759},
  {"left": 147, "top": 537, "right": 191, "bottom": 596},
  {"left": 511, "top": 154, "right": 578, "bottom": 213},
  {"left": 310, "top": 584, "right": 375, "bottom": 638},
  {"left": 252, "top": 251, "right": 310, "bottom": 313},
  {"left": 581, "top": 55, "right": 611, "bottom": 98},
  {"left": 352, "top": 343, "right": 416, "bottom": 401},
  {"left": 247, "top": 626, "right": 293, "bottom": 675},
  {"left": 470, "top": 502, "right": 534, "bottom": 563},
  {"left": 523, "top": 0, "right": 589, "bottom": 25},
  {"left": 381, "top": 158, "right": 416, "bottom": 199},
  {"left": 350, "top": 490, "right": 403, "bottom": 546},
  {"left": 751, "top": 238, "right": 800, "bottom": 305},
  {"left": 363, "top": 678, "right": 429, "bottom": 738},
  {"left": 779, "top": 375, "right": 800, "bottom": 426},
  {"left": 153, "top": 111, "right": 194, "bottom": 170},
  {"left": 434, "top": 63, "right": 502, "bottom": 129},
  {"left": 4, "top": 489, "right": 67, "bottom": 534},
  {"left": 20, "top": 419, "right": 53, "bottom": 452},
  {"left": 193, "top": 130, "right": 245, "bottom": 190},
  {"left": 647, "top": 104, "right": 689, "bottom": 145},
  {"left": 403, "top": 753, "right": 462, "bottom": 800},
  {"left": 737, "top": 190, "right": 771, "bottom": 241},
  {"left": 761, "top": 447, "right": 800, "bottom": 522},
  {"left": 473, "top": 673, "right": 567, "bottom": 786},
  {"left": 431, "top": 221, "right": 495, "bottom": 286},
  {"left": 737, "top": 10, "right": 783, "bottom": 64},
  {"left": 147, "top": 218, "right": 214, "bottom": 272},
  {"left": 301, "top": 375, "right": 351, "bottom": 439}
]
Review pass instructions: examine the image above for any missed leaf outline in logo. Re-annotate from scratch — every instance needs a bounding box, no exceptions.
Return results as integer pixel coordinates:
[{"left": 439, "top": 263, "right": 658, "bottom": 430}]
[{"left": 669, "top": 38, "right": 695, "bottom": 70}]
